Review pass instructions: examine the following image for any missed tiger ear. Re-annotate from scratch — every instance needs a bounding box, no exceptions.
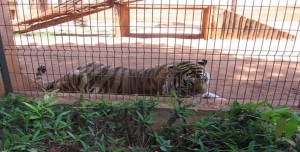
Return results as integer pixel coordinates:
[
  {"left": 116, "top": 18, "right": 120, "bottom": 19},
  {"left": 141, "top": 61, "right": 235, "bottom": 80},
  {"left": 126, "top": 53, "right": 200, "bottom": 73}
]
[
  {"left": 167, "top": 64, "right": 174, "bottom": 70},
  {"left": 198, "top": 59, "right": 207, "bottom": 66},
  {"left": 167, "top": 64, "right": 174, "bottom": 69},
  {"left": 167, "top": 64, "right": 175, "bottom": 73}
]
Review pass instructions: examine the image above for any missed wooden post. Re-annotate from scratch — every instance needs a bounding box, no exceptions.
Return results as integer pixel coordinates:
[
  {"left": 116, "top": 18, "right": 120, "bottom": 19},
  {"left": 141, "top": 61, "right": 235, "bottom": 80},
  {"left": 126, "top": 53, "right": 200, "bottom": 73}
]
[
  {"left": 114, "top": 3, "right": 130, "bottom": 37},
  {"left": 231, "top": 0, "right": 237, "bottom": 12},
  {"left": 0, "top": 0, "right": 37, "bottom": 93},
  {"left": 211, "top": 7, "right": 226, "bottom": 39},
  {"left": 202, "top": 7, "right": 211, "bottom": 40},
  {"left": 0, "top": 67, "right": 5, "bottom": 95}
]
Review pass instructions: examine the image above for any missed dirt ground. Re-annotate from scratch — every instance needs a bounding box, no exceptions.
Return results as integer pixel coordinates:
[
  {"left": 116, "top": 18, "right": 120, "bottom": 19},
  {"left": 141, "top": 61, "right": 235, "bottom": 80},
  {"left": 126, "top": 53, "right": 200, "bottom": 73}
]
[{"left": 12, "top": 29, "right": 300, "bottom": 109}]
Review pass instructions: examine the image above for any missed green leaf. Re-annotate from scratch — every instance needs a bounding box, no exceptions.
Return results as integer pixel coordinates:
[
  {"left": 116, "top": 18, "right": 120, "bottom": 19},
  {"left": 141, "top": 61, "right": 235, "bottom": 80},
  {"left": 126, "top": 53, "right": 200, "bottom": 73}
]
[
  {"left": 67, "top": 113, "right": 72, "bottom": 125},
  {"left": 80, "top": 140, "right": 89, "bottom": 150},
  {"left": 154, "top": 132, "right": 163, "bottom": 144},
  {"left": 32, "top": 130, "right": 40, "bottom": 141},
  {"left": 136, "top": 111, "right": 145, "bottom": 122},
  {"left": 67, "top": 131, "right": 75, "bottom": 140},
  {"left": 272, "top": 108, "right": 291, "bottom": 115},
  {"left": 265, "top": 102, "right": 274, "bottom": 110},
  {"left": 224, "top": 142, "right": 238, "bottom": 151},
  {"left": 48, "top": 99, "right": 60, "bottom": 106},
  {"left": 247, "top": 141, "right": 255, "bottom": 151},
  {"left": 0, "top": 111, "right": 12, "bottom": 117},
  {"left": 97, "top": 142, "right": 106, "bottom": 152},
  {"left": 113, "top": 148, "right": 126, "bottom": 152},
  {"left": 45, "top": 108, "right": 55, "bottom": 117},
  {"left": 29, "top": 115, "right": 40, "bottom": 120},
  {"left": 171, "top": 90, "right": 178, "bottom": 98},
  {"left": 10, "top": 145, "right": 26, "bottom": 150},
  {"left": 261, "top": 110, "right": 273, "bottom": 120},
  {"left": 145, "top": 112, "right": 157, "bottom": 121},
  {"left": 55, "top": 111, "right": 70, "bottom": 128},
  {"left": 23, "top": 102, "right": 41, "bottom": 116},
  {"left": 160, "top": 146, "right": 167, "bottom": 151},
  {"left": 275, "top": 117, "right": 287, "bottom": 138},
  {"left": 197, "top": 139, "right": 205, "bottom": 151},
  {"left": 285, "top": 112, "right": 299, "bottom": 139},
  {"left": 22, "top": 115, "right": 30, "bottom": 124},
  {"left": 4, "top": 139, "right": 10, "bottom": 149},
  {"left": 254, "top": 100, "right": 268, "bottom": 109}
]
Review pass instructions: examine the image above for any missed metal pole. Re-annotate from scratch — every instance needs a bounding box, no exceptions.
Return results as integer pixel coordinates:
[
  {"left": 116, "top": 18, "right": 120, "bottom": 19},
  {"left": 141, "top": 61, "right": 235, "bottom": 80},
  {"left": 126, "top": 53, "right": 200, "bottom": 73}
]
[{"left": 0, "top": 34, "right": 13, "bottom": 93}]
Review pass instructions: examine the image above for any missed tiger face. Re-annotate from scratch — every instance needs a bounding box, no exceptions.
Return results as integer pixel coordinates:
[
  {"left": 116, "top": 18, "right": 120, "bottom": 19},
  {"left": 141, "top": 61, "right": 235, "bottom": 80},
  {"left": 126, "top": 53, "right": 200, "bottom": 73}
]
[{"left": 162, "top": 59, "right": 209, "bottom": 97}]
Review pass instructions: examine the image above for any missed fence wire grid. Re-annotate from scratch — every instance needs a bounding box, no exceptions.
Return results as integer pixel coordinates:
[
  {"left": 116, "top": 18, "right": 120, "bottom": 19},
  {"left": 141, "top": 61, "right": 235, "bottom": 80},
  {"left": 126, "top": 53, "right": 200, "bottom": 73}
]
[{"left": 0, "top": 0, "right": 299, "bottom": 109}]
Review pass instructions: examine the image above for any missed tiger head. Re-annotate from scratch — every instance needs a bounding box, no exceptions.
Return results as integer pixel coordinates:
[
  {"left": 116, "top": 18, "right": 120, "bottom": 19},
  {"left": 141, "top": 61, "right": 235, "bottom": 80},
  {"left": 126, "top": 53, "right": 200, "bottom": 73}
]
[{"left": 162, "top": 59, "right": 209, "bottom": 97}]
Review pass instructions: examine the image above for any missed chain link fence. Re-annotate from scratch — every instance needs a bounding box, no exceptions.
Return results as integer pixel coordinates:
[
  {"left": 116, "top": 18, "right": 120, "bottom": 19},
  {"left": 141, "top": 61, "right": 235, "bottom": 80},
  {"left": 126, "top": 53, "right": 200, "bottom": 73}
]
[{"left": 0, "top": 0, "right": 299, "bottom": 109}]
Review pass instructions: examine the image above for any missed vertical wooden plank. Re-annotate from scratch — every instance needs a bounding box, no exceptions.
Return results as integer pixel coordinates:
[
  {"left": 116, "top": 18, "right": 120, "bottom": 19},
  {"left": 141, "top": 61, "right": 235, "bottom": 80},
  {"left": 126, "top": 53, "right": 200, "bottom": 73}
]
[
  {"left": 254, "top": 22, "right": 260, "bottom": 39},
  {"left": 255, "top": 23, "right": 262, "bottom": 38},
  {"left": 257, "top": 23, "right": 265, "bottom": 38},
  {"left": 282, "top": 31, "right": 287, "bottom": 39},
  {"left": 114, "top": 4, "right": 130, "bottom": 37},
  {"left": 202, "top": 7, "right": 211, "bottom": 40},
  {"left": 0, "top": 0, "right": 36, "bottom": 93},
  {"left": 276, "top": 31, "right": 282, "bottom": 40},
  {"left": 287, "top": 33, "right": 295, "bottom": 40},
  {"left": 226, "top": 12, "right": 235, "bottom": 39},
  {"left": 242, "top": 19, "right": 250, "bottom": 39},
  {"left": 263, "top": 26, "right": 270, "bottom": 38},
  {"left": 231, "top": 14, "right": 241, "bottom": 39},
  {"left": 252, "top": 22, "right": 260, "bottom": 39},
  {"left": 214, "top": 7, "right": 225, "bottom": 39},
  {"left": 238, "top": 17, "right": 246, "bottom": 39},
  {"left": 221, "top": 10, "right": 229, "bottom": 39},
  {"left": 266, "top": 27, "right": 273, "bottom": 39},
  {"left": 272, "top": 30, "right": 279, "bottom": 40},
  {"left": 248, "top": 20, "right": 257, "bottom": 40},
  {"left": 210, "top": 7, "right": 217, "bottom": 39}
]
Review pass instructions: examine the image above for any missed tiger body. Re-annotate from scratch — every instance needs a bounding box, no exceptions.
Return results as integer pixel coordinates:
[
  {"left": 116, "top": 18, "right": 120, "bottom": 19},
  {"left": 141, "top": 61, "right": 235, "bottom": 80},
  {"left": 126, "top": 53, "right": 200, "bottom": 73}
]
[{"left": 36, "top": 60, "right": 211, "bottom": 97}]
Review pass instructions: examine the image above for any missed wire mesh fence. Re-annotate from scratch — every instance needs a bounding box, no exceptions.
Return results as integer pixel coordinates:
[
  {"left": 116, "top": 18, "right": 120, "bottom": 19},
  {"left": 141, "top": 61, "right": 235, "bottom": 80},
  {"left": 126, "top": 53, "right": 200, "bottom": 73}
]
[{"left": 0, "top": 0, "right": 299, "bottom": 109}]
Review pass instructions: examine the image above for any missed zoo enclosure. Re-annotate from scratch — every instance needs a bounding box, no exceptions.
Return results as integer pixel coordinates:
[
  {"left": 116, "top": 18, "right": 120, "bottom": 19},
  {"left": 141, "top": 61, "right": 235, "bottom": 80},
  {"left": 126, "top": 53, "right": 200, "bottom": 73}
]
[{"left": 0, "top": 0, "right": 299, "bottom": 109}]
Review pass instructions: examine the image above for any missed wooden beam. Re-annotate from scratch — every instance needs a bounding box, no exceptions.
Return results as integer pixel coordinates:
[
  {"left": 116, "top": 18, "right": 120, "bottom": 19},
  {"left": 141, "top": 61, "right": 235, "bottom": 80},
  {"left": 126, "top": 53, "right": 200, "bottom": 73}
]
[
  {"left": 202, "top": 7, "right": 211, "bottom": 40},
  {"left": 0, "top": 67, "right": 5, "bottom": 95},
  {"left": 13, "top": 0, "right": 113, "bottom": 34},
  {"left": 129, "top": 33, "right": 202, "bottom": 39},
  {"left": 0, "top": 0, "right": 37, "bottom": 93},
  {"left": 128, "top": 4, "right": 208, "bottom": 9},
  {"left": 13, "top": 6, "right": 112, "bottom": 34},
  {"left": 114, "top": 4, "right": 130, "bottom": 37}
]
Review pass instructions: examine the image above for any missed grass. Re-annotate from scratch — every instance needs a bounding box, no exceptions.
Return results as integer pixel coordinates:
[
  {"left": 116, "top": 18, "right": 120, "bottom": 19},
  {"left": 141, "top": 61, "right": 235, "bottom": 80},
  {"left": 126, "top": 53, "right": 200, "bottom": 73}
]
[{"left": 0, "top": 90, "right": 299, "bottom": 151}]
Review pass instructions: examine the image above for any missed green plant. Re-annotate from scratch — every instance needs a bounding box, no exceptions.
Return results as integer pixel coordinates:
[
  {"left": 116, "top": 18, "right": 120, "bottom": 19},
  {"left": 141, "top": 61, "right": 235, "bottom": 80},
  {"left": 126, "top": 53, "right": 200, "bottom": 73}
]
[
  {"left": 0, "top": 92, "right": 299, "bottom": 151},
  {"left": 260, "top": 102, "right": 299, "bottom": 139}
]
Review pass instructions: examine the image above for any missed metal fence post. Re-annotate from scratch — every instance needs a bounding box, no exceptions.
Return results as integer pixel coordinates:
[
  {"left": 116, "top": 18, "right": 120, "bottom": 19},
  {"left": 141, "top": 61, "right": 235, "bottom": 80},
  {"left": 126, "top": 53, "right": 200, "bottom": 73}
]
[{"left": 0, "top": 34, "right": 13, "bottom": 94}]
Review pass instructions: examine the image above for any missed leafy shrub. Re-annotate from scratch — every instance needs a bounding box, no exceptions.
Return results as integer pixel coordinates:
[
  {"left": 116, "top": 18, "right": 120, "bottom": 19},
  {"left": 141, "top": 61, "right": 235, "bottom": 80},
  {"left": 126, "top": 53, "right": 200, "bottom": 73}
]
[{"left": 0, "top": 91, "right": 299, "bottom": 151}]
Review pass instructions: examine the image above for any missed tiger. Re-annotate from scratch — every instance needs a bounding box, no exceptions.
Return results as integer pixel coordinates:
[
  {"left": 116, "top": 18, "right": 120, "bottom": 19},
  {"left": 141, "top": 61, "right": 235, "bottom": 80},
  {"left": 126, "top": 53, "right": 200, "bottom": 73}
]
[{"left": 36, "top": 59, "right": 222, "bottom": 98}]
